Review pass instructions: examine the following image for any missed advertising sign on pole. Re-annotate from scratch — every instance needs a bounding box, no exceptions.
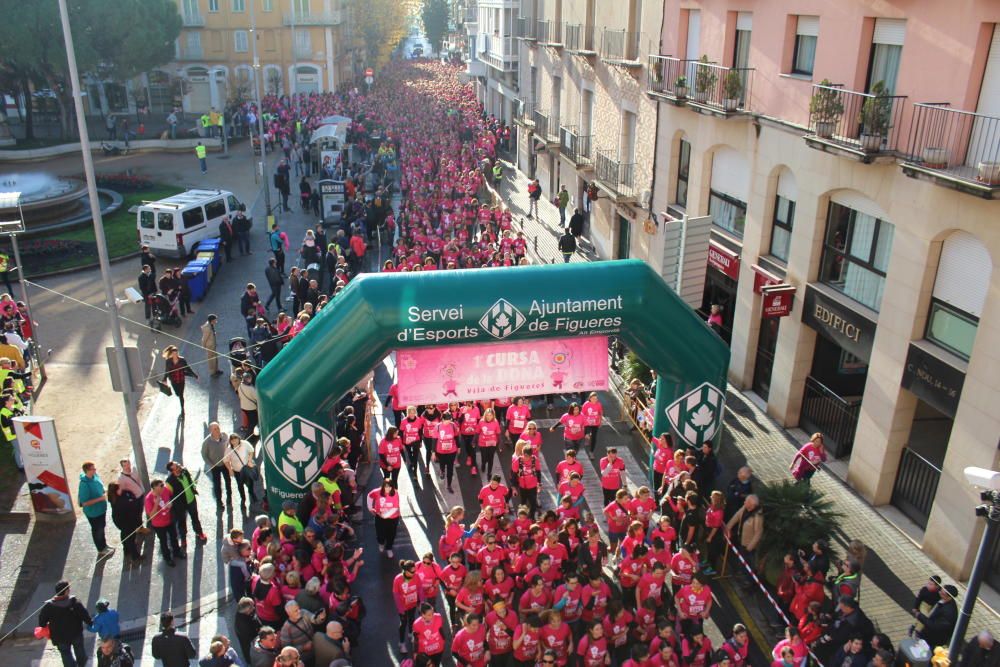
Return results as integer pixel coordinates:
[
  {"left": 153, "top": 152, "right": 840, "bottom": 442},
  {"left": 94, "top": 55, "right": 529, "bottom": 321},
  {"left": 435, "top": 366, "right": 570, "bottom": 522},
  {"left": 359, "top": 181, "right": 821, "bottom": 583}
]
[{"left": 13, "top": 416, "right": 73, "bottom": 515}]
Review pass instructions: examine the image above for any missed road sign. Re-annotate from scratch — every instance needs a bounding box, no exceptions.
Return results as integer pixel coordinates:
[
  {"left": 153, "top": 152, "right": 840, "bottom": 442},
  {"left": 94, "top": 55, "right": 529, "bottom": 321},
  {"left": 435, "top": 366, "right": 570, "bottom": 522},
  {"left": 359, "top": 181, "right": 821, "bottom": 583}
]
[{"left": 365, "top": 68, "right": 374, "bottom": 77}]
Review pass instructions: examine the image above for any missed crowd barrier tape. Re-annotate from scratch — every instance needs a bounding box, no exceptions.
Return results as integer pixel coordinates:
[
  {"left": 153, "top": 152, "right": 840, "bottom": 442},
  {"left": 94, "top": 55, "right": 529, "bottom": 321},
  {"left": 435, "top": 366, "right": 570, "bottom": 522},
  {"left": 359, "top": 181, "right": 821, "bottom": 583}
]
[{"left": 724, "top": 535, "right": 827, "bottom": 667}]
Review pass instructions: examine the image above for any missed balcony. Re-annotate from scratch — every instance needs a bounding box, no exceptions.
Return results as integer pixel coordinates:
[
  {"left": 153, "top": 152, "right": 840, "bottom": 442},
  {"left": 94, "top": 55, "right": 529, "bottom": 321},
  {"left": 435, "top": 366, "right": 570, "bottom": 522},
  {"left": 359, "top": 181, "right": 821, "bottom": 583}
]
[
  {"left": 532, "top": 108, "right": 550, "bottom": 142},
  {"left": 515, "top": 100, "right": 535, "bottom": 127},
  {"left": 564, "top": 23, "right": 596, "bottom": 55},
  {"left": 559, "top": 125, "right": 593, "bottom": 167},
  {"left": 294, "top": 43, "right": 314, "bottom": 59},
  {"left": 688, "top": 61, "right": 754, "bottom": 116},
  {"left": 600, "top": 29, "right": 642, "bottom": 67},
  {"left": 283, "top": 11, "right": 342, "bottom": 26},
  {"left": 536, "top": 20, "right": 561, "bottom": 47},
  {"left": 182, "top": 13, "right": 205, "bottom": 27},
  {"left": 464, "top": 3, "right": 477, "bottom": 25},
  {"left": 545, "top": 113, "right": 560, "bottom": 143},
  {"left": 517, "top": 17, "right": 536, "bottom": 42},
  {"left": 595, "top": 148, "right": 636, "bottom": 199},
  {"left": 481, "top": 36, "right": 518, "bottom": 72},
  {"left": 902, "top": 103, "right": 1000, "bottom": 199},
  {"left": 805, "top": 83, "right": 908, "bottom": 163},
  {"left": 465, "top": 57, "right": 486, "bottom": 78},
  {"left": 179, "top": 46, "right": 204, "bottom": 61}
]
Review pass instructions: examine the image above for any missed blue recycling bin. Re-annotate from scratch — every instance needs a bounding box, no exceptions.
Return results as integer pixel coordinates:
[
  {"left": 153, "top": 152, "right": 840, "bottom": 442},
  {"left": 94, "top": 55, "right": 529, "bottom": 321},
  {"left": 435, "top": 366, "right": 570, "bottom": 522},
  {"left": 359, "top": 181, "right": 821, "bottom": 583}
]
[
  {"left": 196, "top": 238, "right": 222, "bottom": 274},
  {"left": 181, "top": 260, "right": 209, "bottom": 302}
]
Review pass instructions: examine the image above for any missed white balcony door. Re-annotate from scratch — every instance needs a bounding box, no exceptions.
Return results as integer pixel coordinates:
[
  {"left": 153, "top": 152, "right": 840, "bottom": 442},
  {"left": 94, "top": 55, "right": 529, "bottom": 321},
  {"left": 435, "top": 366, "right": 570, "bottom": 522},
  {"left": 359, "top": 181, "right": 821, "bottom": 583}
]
[
  {"left": 685, "top": 10, "right": 701, "bottom": 81},
  {"left": 183, "top": 0, "right": 199, "bottom": 19},
  {"left": 970, "top": 25, "right": 1000, "bottom": 167}
]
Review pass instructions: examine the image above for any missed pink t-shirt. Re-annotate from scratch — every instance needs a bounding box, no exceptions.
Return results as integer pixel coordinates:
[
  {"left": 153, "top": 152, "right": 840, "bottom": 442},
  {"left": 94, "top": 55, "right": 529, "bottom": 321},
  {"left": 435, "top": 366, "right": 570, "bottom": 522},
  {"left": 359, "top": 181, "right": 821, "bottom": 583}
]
[
  {"left": 582, "top": 400, "right": 604, "bottom": 427},
  {"left": 560, "top": 413, "right": 586, "bottom": 440}
]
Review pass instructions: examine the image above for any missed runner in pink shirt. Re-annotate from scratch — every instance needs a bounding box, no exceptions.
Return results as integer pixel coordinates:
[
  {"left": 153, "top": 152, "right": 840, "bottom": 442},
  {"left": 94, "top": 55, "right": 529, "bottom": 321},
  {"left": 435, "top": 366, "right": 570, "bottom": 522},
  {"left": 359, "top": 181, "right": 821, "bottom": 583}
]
[
  {"left": 459, "top": 401, "right": 482, "bottom": 474},
  {"left": 505, "top": 397, "right": 531, "bottom": 445},
  {"left": 399, "top": 405, "right": 425, "bottom": 482},
  {"left": 476, "top": 408, "right": 502, "bottom": 478},
  {"left": 550, "top": 403, "right": 586, "bottom": 451},
  {"left": 790, "top": 433, "right": 827, "bottom": 483},
  {"left": 434, "top": 412, "right": 461, "bottom": 493},
  {"left": 377, "top": 426, "right": 404, "bottom": 485},
  {"left": 582, "top": 392, "right": 605, "bottom": 453}
]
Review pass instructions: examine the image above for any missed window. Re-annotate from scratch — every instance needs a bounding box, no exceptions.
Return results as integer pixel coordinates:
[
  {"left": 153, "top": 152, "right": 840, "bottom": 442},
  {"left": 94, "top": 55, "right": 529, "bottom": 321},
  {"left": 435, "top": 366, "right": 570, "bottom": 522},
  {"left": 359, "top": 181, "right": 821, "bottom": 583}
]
[
  {"left": 140, "top": 211, "right": 155, "bottom": 229},
  {"left": 187, "top": 31, "right": 202, "bottom": 57},
  {"left": 182, "top": 207, "right": 206, "bottom": 229},
  {"left": 733, "top": 12, "right": 752, "bottom": 69},
  {"left": 208, "top": 0, "right": 218, "bottom": 11},
  {"left": 793, "top": 16, "right": 818, "bottom": 75},
  {"left": 293, "top": 0, "right": 309, "bottom": 16},
  {"left": 927, "top": 301, "right": 978, "bottom": 360},
  {"left": 819, "top": 202, "right": 895, "bottom": 311},
  {"left": 227, "top": 195, "right": 242, "bottom": 212},
  {"left": 262, "top": 0, "right": 273, "bottom": 10},
  {"left": 770, "top": 195, "right": 795, "bottom": 261},
  {"left": 233, "top": 30, "right": 249, "bottom": 52},
  {"left": 232, "top": 0, "right": 245, "bottom": 12},
  {"left": 205, "top": 199, "right": 227, "bottom": 219},
  {"left": 708, "top": 190, "right": 747, "bottom": 238},
  {"left": 157, "top": 212, "right": 175, "bottom": 231},
  {"left": 868, "top": 18, "right": 905, "bottom": 93},
  {"left": 183, "top": 0, "right": 199, "bottom": 18},
  {"left": 294, "top": 30, "right": 311, "bottom": 54},
  {"left": 676, "top": 139, "right": 690, "bottom": 207}
]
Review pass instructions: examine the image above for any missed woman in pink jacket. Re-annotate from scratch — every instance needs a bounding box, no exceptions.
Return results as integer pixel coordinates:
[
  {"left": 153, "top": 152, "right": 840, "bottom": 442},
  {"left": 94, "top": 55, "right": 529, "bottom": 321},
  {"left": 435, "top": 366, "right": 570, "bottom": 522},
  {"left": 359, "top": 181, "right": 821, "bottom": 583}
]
[
  {"left": 144, "top": 479, "right": 181, "bottom": 567},
  {"left": 367, "top": 478, "right": 402, "bottom": 558}
]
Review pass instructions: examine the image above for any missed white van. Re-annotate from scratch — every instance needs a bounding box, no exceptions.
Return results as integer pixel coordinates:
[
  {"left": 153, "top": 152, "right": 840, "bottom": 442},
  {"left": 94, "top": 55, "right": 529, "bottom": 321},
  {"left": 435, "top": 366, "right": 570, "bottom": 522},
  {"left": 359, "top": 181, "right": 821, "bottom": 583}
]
[{"left": 137, "top": 189, "right": 244, "bottom": 258}]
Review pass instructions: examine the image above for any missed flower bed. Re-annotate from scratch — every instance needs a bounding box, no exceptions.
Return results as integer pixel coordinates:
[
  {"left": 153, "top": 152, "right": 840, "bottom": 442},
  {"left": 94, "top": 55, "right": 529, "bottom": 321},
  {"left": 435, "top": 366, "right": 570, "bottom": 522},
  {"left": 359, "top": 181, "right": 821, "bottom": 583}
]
[{"left": 94, "top": 173, "right": 154, "bottom": 191}]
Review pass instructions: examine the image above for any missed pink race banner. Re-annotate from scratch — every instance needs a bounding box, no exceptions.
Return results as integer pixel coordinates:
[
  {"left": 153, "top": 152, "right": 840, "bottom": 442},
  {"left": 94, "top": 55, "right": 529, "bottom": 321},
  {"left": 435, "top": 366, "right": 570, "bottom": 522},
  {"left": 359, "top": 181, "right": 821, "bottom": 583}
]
[{"left": 396, "top": 336, "right": 609, "bottom": 405}]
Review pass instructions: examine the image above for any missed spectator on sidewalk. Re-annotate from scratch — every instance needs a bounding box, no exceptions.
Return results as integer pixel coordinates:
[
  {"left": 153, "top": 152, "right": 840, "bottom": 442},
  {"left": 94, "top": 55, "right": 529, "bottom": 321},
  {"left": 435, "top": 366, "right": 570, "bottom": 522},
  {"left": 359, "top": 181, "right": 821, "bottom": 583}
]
[
  {"left": 725, "top": 466, "right": 754, "bottom": 520},
  {"left": 203, "top": 422, "right": 233, "bottom": 509},
  {"left": 557, "top": 185, "right": 570, "bottom": 225},
  {"left": 233, "top": 208, "right": 253, "bottom": 257},
  {"left": 166, "top": 460, "right": 208, "bottom": 548},
  {"left": 916, "top": 584, "right": 959, "bottom": 650},
  {"left": 196, "top": 142, "right": 207, "bottom": 174},
  {"left": 78, "top": 461, "right": 114, "bottom": 558},
  {"left": 235, "top": 597, "right": 262, "bottom": 661},
  {"left": 568, "top": 208, "right": 585, "bottom": 239},
  {"left": 38, "top": 580, "right": 92, "bottom": 667},
  {"left": 138, "top": 265, "right": 157, "bottom": 324},
  {"left": 151, "top": 612, "right": 197, "bottom": 667},
  {"left": 88, "top": 598, "right": 121, "bottom": 641},
  {"left": 961, "top": 631, "right": 1000, "bottom": 667},
  {"left": 725, "top": 494, "right": 763, "bottom": 573},
  {"left": 527, "top": 179, "right": 542, "bottom": 219},
  {"left": 250, "top": 626, "right": 281, "bottom": 667},
  {"left": 96, "top": 637, "right": 135, "bottom": 667},
  {"left": 558, "top": 229, "right": 577, "bottom": 263},
  {"left": 218, "top": 216, "right": 235, "bottom": 262},
  {"left": 201, "top": 314, "right": 222, "bottom": 377}
]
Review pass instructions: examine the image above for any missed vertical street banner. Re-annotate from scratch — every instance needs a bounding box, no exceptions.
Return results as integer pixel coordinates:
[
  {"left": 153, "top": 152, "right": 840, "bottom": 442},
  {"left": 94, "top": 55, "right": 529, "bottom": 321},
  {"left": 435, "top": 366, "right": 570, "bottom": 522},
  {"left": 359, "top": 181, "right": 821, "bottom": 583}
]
[
  {"left": 395, "top": 336, "right": 609, "bottom": 405},
  {"left": 13, "top": 416, "right": 72, "bottom": 515}
]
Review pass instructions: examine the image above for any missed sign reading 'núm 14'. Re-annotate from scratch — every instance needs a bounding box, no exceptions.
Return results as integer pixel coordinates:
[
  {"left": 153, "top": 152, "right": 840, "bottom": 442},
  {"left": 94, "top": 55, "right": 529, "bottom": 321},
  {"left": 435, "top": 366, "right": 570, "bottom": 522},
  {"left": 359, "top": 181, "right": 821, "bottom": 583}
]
[
  {"left": 397, "top": 295, "right": 625, "bottom": 344},
  {"left": 396, "top": 336, "right": 609, "bottom": 405}
]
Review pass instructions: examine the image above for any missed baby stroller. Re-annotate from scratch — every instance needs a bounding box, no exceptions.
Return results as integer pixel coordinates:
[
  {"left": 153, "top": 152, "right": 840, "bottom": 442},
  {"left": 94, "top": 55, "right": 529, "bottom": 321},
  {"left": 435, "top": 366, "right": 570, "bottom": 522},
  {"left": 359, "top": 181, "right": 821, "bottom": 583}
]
[
  {"left": 228, "top": 337, "right": 248, "bottom": 373},
  {"left": 149, "top": 293, "right": 182, "bottom": 329}
]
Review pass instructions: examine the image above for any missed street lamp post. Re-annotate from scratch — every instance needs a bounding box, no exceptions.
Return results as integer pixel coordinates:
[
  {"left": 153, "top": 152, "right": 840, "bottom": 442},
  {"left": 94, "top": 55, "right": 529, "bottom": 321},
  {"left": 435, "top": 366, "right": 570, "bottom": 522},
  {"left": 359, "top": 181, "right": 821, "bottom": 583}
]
[
  {"left": 56, "top": 0, "right": 150, "bottom": 486},
  {"left": 249, "top": 0, "right": 273, "bottom": 223},
  {"left": 948, "top": 468, "right": 1000, "bottom": 663}
]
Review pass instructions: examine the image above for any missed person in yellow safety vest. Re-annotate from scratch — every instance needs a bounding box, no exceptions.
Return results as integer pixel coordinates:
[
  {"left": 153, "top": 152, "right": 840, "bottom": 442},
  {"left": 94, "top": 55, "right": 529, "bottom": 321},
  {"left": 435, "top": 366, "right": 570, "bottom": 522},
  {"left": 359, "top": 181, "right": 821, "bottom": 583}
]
[
  {"left": 200, "top": 113, "right": 211, "bottom": 138},
  {"left": 0, "top": 335, "right": 24, "bottom": 370},
  {"left": 0, "top": 357, "right": 25, "bottom": 395},
  {"left": 196, "top": 142, "right": 208, "bottom": 175},
  {"left": 295, "top": 120, "right": 302, "bottom": 140},
  {"left": 492, "top": 162, "right": 503, "bottom": 186},
  {"left": 0, "top": 392, "right": 23, "bottom": 469},
  {"left": 0, "top": 252, "right": 13, "bottom": 297}
]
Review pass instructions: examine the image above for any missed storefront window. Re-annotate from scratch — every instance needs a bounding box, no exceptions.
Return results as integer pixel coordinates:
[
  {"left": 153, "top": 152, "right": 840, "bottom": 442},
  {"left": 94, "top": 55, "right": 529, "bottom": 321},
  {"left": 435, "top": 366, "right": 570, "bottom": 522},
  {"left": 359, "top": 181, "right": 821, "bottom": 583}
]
[
  {"left": 926, "top": 300, "right": 977, "bottom": 360},
  {"left": 770, "top": 195, "right": 794, "bottom": 262},
  {"left": 676, "top": 139, "right": 690, "bottom": 208},
  {"left": 819, "top": 202, "right": 894, "bottom": 311},
  {"left": 708, "top": 190, "right": 746, "bottom": 238}
]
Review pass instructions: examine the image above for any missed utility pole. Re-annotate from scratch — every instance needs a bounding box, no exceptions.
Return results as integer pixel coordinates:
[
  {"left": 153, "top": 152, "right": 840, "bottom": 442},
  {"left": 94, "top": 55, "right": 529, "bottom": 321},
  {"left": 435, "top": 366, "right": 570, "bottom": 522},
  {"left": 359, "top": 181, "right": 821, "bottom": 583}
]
[
  {"left": 250, "top": 0, "right": 273, "bottom": 222},
  {"left": 56, "top": 0, "right": 149, "bottom": 486}
]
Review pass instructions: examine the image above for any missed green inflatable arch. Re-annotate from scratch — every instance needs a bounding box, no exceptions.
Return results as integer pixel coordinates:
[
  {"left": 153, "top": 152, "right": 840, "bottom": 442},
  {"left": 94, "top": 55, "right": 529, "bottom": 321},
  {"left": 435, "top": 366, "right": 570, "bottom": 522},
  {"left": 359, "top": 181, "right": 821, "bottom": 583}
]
[{"left": 256, "top": 259, "right": 729, "bottom": 508}]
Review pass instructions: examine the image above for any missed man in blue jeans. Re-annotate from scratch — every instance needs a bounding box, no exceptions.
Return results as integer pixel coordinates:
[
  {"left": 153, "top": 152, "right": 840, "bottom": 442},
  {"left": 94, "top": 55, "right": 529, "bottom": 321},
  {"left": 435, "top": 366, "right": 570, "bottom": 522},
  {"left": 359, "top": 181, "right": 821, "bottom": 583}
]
[
  {"left": 78, "top": 461, "right": 114, "bottom": 557},
  {"left": 39, "top": 580, "right": 92, "bottom": 667}
]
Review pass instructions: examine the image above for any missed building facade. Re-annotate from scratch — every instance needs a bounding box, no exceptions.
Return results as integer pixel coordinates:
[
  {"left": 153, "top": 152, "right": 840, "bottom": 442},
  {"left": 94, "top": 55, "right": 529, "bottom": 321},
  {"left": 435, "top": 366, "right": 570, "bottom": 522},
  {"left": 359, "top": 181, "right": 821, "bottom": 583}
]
[
  {"left": 168, "top": 0, "right": 354, "bottom": 115},
  {"left": 641, "top": 0, "right": 1000, "bottom": 582}
]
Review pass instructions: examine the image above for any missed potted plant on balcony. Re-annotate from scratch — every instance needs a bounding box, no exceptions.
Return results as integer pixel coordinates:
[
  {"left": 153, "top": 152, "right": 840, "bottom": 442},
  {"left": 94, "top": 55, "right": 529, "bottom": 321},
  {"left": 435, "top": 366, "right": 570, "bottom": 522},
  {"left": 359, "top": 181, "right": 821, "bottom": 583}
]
[
  {"left": 858, "top": 81, "right": 892, "bottom": 152},
  {"left": 809, "top": 79, "right": 843, "bottom": 139},
  {"left": 673, "top": 75, "right": 689, "bottom": 99},
  {"left": 693, "top": 55, "right": 716, "bottom": 102},
  {"left": 722, "top": 69, "right": 743, "bottom": 112}
]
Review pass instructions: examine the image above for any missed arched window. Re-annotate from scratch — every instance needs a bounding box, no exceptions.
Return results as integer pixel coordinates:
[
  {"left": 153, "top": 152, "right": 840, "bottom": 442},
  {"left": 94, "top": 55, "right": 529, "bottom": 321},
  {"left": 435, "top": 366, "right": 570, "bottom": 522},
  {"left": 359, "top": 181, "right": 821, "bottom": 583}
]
[
  {"left": 709, "top": 147, "right": 749, "bottom": 237},
  {"left": 818, "top": 191, "right": 894, "bottom": 311},
  {"left": 926, "top": 231, "right": 992, "bottom": 359}
]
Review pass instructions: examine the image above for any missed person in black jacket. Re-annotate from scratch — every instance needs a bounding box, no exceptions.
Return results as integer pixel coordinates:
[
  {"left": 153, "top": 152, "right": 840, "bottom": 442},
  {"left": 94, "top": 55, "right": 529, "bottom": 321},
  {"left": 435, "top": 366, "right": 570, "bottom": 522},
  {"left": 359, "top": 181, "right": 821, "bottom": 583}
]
[
  {"left": 38, "top": 580, "right": 92, "bottom": 667},
  {"left": 817, "top": 596, "right": 874, "bottom": 661},
  {"left": 233, "top": 209, "right": 252, "bottom": 257},
  {"left": 166, "top": 460, "right": 207, "bottom": 549},
  {"left": 218, "top": 216, "right": 235, "bottom": 262},
  {"left": 557, "top": 229, "right": 577, "bottom": 263},
  {"left": 962, "top": 631, "right": 1000, "bottom": 667},
  {"left": 138, "top": 265, "right": 157, "bottom": 323},
  {"left": 151, "top": 612, "right": 196, "bottom": 667},
  {"left": 913, "top": 574, "right": 943, "bottom": 618},
  {"left": 140, "top": 245, "right": 157, "bottom": 275},
  {"left": 917, "top": 584, "right": 959, "bottom": 649},
  {"left": 568, "top": 208, "right": 585, "bottom": 238},
  {"left": 234, "top": 597, "right": 263, "bottom": 662},
  {"left": 263, "top": 259, "right": 284, "bottom": 311}
]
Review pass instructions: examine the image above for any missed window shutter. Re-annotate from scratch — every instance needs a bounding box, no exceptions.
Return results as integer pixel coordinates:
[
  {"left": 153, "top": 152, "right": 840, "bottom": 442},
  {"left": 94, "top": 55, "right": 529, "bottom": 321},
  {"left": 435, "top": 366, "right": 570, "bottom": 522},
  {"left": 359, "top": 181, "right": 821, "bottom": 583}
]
[
  {"left": 830, "top": 191, "right": 888, "bottom": 222},
  {"left": 776, "top": 169, "right": 798, "bottom": 201},
  {"left": 933, "top": 231, "right": 992, "bottom": 317},
  {"left": 873, "top": 18, "right": 906, "bottom": 46},
  {"left": 796, "top": 16, "right": 819, "bottom": 38},
  {"left": 737, "top": 12, "right": 753, "bottom": 32},
  {"left": 710, "top": 148, "right": 750, "bottom": 202}
]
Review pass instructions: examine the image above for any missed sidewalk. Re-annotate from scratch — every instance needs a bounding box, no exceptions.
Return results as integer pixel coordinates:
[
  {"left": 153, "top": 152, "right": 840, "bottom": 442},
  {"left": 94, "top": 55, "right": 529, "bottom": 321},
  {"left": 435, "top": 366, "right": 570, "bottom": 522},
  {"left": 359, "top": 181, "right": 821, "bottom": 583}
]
[
  {"left": 490, "top": 157, "right": 1000, "bottom": 647},
  {"left": 490, "top": 155, "right": 600, "bottom": 265}
]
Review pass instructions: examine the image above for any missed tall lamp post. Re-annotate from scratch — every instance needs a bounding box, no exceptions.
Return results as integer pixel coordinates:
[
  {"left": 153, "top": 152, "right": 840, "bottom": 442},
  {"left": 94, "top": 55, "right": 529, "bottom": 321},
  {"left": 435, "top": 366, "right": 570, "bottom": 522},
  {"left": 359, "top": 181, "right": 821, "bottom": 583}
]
[
  {"left": 249, "top": 0, "right": 273, "bottom": 222},
  {"left": 56, "top": 0, "right": 150, "bottom": 486},
  {"left": 948, "top": 467, "right": 1000, "bottom": 663}
]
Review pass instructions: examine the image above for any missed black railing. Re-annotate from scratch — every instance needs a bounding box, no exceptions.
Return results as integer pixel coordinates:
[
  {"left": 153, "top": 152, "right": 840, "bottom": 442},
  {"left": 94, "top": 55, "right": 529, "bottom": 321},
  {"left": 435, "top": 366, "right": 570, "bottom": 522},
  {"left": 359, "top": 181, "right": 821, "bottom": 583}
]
[
  {"left": 601, "top": 29, "right": 641, "bottom": 63},
  {"left": 546, "top": 113, "right": 560, "bottom": 142},
  {"left": 905, "top": 103, "right": 1000, "bottom": 186},
  {"left": 516, "top": 100, "right": 535, "bottom": 126},
  {"left": 535, "top": 20, "right": 561, "bottom": 45},
  {"left": 799, "top": 376, "right": 861, "bottom": 459},
  {"left": 559, "top": 126, "right": 590, "bottom": 163},
  {"left": 647, "top": 56, "right": 700, "bottom": 99},
  {"left": 689, "top": 61, "right": 754, "bottom": 112},
  {"left": 891, "top": 448, "right": 942, "bottom": 530},
  {"left": 808, "top": 83, "right": 908, "bottom": 154},
  {"left": 595, "top": 149, "right": 636, "bottom": 197},
  {"left": 533, "top": 108, "right": 549, "bottom": 140},
  {"left": 564, "top": 23, "right": 595, "bottom": 53}
]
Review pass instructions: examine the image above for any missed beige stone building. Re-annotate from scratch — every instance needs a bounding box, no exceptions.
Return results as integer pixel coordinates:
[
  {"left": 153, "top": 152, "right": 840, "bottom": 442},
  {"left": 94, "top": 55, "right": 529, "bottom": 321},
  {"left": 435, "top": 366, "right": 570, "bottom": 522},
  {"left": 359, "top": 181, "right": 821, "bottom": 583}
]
[
  {"left": 166, "top": 0, "right": 354, "bottom": 114},
  {"left": 509, "top": 0, "right": 663, "bottom": 259}
]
